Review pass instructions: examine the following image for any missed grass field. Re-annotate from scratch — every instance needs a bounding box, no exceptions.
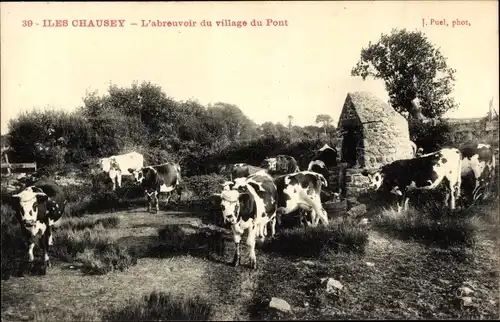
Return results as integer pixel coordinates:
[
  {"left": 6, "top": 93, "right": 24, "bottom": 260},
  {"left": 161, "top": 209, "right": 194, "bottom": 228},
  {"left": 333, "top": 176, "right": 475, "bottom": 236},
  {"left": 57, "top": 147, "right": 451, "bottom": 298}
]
[{"left": 1, "top": 195, "right": 499, "bottom": 320}]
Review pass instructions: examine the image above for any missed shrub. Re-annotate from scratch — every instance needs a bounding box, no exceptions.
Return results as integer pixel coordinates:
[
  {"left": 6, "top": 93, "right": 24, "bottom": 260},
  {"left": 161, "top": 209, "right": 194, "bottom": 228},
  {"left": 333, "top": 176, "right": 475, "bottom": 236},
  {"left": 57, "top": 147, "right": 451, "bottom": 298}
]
[
  {"left": 77, "top": 244, "right": 138, "bottom": 275},
  {"left": 409, "top": 118, "right": 453, "bottom": 153},
  {"left": 52, "top": 217, "right": 137, "bottom": 275},
  {"left": 1, "top": 205, "right": 26, "bottom": 279},
  {"left": 149, "top": 224, "right": 226, "bottom": 259},
  {"left": 52, "top": 224, "right": 114, "bottom": 261},
  {"left": 103, "top": 291, "right": 214, "bottom": 321},
  {"left": 262, "top": 217, "right": 369, "bottom": 258},
  {"left": 180, "top": 174, "right": 228, "bottom": 201},
  {"left": 57, "top": 216, "right": 120, "bottom": 231},
  {"left": 373, "top": 205, "right": 477, "bottom": 247}
]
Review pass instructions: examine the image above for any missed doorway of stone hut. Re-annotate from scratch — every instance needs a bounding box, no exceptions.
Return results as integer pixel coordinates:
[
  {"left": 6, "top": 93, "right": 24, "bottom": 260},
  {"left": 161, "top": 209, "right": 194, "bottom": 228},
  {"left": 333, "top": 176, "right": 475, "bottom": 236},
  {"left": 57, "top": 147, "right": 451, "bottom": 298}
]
[{"left": 341, "top": 125, "right": 361, "bottom": 168}]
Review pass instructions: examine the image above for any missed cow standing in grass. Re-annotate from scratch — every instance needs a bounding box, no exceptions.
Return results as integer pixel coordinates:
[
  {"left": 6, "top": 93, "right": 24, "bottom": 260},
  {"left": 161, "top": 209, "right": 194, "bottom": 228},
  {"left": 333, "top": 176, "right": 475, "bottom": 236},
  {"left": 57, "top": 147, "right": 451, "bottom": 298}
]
[
  {"left": 129, "top": 162, "right": 182, "bottom": 213},
  {"left": 362, "top": 148, "right": 462, "bottom": 213},
  {"left": 307, "top": 143, "right": 338, "bottom": 181},
  {"left": 100, "top": 151, "right": 144, "bottom": 191},
  {"left": 274, "top": 171, "right": 329, "bottom": 228},
  {"left": 214, "top": 172, "right": 278, "bottom": 269},
  {"left": 459, "top": 143, "right": 496, "bottom": 203},
  {"left": 11, "top": 179, "right": 66, "bottom": 272}
]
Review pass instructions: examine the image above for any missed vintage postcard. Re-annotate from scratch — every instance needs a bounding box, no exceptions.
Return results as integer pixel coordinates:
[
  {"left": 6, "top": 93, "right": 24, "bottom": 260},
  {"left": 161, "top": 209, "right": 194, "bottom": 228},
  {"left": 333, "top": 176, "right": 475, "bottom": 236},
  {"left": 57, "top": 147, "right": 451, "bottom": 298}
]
[{"left": 1, "top": 1, "right": 498, "bottom": 321}]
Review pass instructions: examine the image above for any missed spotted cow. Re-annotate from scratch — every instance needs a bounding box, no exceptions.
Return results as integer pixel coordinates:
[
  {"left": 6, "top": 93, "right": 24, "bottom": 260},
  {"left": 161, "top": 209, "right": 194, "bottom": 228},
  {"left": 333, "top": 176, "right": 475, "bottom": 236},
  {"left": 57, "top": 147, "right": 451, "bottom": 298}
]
[
  {"left": 362, "top": 148, "right": 462, "bottom": 212},
  {"left": 129, "top": 162, "right": 182, "bottom": 213},
  {"left": 215, "top": 172, "right": 278, "bottom": 269},
  {"left": 459, "top": 143, "right": 496, "bottom": 203},
  {"left": 260, "top": 155, "right": 300, "bottom": 175},
  {"left": 229, "top": 163, "right": 266, "bottom": 180},
  {"left": 11, "top": 179, "right": 66, "bottom": 271},
  {"left": 307, "top": 143, "right": 338, "bottom": 181},
  {"left": 100, "top": 151, "right": 144, "bottom": 191},
  {"left": 274, "top": 171, "right": 329, "bottom": 228}
]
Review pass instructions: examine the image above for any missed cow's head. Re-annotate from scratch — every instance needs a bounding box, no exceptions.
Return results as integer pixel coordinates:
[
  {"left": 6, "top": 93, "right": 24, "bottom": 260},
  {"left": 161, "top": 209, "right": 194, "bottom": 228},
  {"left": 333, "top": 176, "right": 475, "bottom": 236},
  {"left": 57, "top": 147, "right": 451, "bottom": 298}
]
[
  {"left": 214, "top": 178, "right": 265, "bottom": 224},
  {"left": 361, "top": 169, "right": 384, "bottom": 190},
  {"left": 128, "top": 167, "right": 144, "bottom": 183},
  {"left": 11, "top": 187, "right": 48, "bottom": 227},
  {"left": 100, "top": 158, "right": 111, "bottom": 173},
  {"left": 261, "top": 158, "right": 277, "bottom": 171}
]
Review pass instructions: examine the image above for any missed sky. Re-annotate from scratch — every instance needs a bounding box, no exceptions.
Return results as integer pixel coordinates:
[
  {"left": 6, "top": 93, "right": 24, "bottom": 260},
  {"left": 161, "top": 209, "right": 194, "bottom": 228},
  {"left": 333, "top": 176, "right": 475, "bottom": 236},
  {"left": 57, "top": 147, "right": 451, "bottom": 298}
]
[{"left": 1, "top": 1, "right": 498, "bottom": 135}]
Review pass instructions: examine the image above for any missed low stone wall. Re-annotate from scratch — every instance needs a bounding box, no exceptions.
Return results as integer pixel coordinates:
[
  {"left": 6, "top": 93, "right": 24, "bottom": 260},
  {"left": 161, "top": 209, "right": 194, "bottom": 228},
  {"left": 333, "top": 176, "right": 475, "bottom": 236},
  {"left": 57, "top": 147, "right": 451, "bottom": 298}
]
[{"left": 344, "top": 168, "right": 371, "bottom": 205}]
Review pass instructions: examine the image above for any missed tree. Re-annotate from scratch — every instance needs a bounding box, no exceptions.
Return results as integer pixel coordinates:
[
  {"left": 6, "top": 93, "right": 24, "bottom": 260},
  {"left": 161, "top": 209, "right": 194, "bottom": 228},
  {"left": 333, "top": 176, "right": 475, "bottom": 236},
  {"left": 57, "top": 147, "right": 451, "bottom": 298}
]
[
  {"left": 288, "top": 115, "right": 294, "bottom": 140},
  {"left": 315, "top": 114, "right": 333, "bottom": 136},
  {"left": 351, "top": 28, "right": 458, "bottom": 120}
]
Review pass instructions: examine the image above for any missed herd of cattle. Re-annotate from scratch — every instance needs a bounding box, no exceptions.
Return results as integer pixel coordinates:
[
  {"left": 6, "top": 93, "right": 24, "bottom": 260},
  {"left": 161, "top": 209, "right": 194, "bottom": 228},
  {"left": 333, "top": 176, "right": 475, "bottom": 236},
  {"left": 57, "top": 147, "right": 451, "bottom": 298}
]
[{"left": 8, "top": 141, "right": 497, "bottom": 270}]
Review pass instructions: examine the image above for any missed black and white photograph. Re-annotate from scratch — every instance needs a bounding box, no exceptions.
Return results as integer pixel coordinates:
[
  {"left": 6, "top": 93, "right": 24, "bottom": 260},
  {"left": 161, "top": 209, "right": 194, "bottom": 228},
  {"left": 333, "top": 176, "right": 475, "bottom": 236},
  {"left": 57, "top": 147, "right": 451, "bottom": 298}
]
[{"left": 1, "top": 1, "right": 498, "bottom": 320}]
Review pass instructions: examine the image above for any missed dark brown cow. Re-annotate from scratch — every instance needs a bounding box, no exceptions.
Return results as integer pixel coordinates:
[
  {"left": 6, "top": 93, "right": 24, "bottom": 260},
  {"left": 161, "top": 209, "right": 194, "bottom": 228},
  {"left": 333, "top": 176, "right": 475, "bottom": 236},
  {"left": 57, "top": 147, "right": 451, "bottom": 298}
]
[
  {"left": 260, "top": 155, "right": 300, "bottom": 175},
  {"left": 129, "top": 162, "right": 182, "bottom": 213}
]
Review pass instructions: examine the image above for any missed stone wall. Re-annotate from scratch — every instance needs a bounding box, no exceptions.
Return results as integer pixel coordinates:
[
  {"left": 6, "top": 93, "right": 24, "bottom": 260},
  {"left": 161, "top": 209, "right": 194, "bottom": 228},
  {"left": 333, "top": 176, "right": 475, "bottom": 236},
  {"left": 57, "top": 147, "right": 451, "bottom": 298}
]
[{"left": 343, "top": 168, "right": 371, "bottom": 204}]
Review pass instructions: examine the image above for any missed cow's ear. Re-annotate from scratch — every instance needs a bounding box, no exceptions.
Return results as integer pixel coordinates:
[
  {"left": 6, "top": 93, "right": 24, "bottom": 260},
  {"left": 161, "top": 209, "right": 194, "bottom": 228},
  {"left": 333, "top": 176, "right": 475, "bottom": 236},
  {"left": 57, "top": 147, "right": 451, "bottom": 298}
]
[
  {"left": 35, "top": 192, "right": 49, "bottom": 203},
  {"left": 127, "top": 168, "right": 135, "bottom": 174}
]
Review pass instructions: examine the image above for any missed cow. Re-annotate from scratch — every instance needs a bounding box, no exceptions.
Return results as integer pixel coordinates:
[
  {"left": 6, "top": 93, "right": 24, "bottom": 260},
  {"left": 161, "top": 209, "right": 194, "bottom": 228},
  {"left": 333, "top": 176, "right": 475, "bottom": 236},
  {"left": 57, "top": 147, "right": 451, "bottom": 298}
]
[
  {"left": 128, "top": 162, "right": 182, "bottom": 213},
  {"left": 260, "top": 155, "right": 300, "bottom": 175},
  {"left": 214, "top": 172, "right": 278, "bottom": 269},
  {"left": 100, "top": 151, "right": 144, "bottom": 191},
  {"left": 229, "top": 163, "right": 266, "bottom": 180},
  {"left": 361, "top": 148, "right": 462, "bottom": 213},
  {"left": 459, "top": 143, "right": 496, "bottom": 203},
  {"left": 10, "top": 179, "right": 66, "bottom": 271},
  {"left": 274, "top": 171, "right": 329, "bottom": 228},
  {"left": 307, "top": 143, "right": 338, "bottom": 181}
]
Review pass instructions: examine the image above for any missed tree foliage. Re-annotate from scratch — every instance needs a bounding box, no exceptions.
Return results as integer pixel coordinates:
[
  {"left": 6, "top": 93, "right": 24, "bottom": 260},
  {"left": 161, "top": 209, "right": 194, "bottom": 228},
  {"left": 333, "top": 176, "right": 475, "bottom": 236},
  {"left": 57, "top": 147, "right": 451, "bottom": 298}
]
[
  {"left": 351, "top": 28, "right": 458, "bottom": 119},
  {"left": 6, "top": 81, "right": 333, "bottom": 171}
]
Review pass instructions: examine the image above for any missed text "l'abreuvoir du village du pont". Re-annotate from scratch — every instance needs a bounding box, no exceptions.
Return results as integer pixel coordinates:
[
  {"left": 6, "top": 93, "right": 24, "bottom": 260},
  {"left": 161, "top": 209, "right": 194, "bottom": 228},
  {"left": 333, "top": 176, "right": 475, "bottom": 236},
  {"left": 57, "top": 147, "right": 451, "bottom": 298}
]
[{"left": 23, "top": 18, "right": 289, "bottom": 28}]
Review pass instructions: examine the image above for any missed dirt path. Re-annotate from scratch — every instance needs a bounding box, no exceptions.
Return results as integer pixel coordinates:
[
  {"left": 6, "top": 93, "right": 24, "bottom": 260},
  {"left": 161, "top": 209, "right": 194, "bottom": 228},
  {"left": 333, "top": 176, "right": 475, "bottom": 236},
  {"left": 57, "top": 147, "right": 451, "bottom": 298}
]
[{"left": 1, "top": 209, "right": 261, "bottom": 322}]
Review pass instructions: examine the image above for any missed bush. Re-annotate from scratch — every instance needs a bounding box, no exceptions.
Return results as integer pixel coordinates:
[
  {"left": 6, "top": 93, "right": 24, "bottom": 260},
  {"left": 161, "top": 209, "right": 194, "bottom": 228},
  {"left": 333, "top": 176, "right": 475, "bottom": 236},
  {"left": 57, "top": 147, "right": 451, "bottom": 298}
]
[
  {"left": 57, "top": 216, "right": 120, "bottom": 231},
  {"left": 1, "top": 205, "right": 26, "bottom": 279},
  {"left": 52, "top": 216, "right": 137, "bottom": 275},
  {"left": 103, "top": 291, "right": 214, "bottom": 321},
  {"left": 180, "top": 174, "right": 228, "bottom": 201},
  {"left": 148, "top": 224, "right": 226, "bottom": 259},
  {"left": 373, "top": 205, "right": 477, "bottom": 247},
  {"left": 262, "top": 217, "right": 369, "bottom": 258},
  {"left": 409, "top": 118, "right": 453, "bottom": 153},
  {"left": 77, "top": 243, "right": 138, "bottom": 275}
]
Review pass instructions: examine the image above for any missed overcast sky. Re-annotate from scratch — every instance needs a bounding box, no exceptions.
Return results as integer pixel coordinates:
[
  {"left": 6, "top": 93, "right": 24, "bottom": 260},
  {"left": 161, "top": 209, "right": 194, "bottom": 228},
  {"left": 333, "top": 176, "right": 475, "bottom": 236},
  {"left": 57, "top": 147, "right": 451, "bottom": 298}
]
[{"left": 1, "top": 1, "right": 498, "bottom": 135}]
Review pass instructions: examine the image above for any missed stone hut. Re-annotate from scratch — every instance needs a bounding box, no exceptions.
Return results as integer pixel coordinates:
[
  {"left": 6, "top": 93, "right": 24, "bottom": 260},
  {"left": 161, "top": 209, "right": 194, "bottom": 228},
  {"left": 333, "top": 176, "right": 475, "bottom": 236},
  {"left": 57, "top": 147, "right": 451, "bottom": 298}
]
[
  {"left": 336, "top": 92, "right": 414, "bottom": 204},
  {"left": 337, "top": 91, "right": 414, "bottom": 170}
]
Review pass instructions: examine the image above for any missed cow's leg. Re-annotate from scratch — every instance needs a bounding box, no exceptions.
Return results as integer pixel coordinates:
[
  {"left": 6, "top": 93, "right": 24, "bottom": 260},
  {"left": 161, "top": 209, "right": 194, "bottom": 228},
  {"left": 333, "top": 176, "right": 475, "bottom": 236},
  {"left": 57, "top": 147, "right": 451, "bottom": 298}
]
[
  {"left": 154, "top": 191, "right": 160, "bottom": 213},
  {"left": 269, "top": 213, "right": 276, "bottom": 238},
  {"left": 146, "top": 192, "right": 151, "bottom": 212},
  {"left": 308, "top": 193, "right": 328, "bottom": 227},
  {"left": 42, "top": 226, "right": 51, "bottom": 268},
  {"left": 247, "top": 224, "right": 257, "bottom": 269},
  {"left": 231, "top": 226, "right": 242, "bottom": 267},
  {"left": 448, "top": 179, "right": 456, "bottom": 210},
  {"left": 116, "top": 173, "right": 122, "bottom": 189},
  {"left": 25, "top": 237, "right": 35, "bottom": 273}
]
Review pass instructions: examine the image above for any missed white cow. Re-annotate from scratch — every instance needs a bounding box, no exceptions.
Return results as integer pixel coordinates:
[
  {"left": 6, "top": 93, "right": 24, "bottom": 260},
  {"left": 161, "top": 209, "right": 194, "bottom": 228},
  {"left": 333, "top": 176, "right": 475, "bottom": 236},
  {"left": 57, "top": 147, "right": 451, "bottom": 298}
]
[{"left": 99, "top": 151, "right": 144, "bottom": 191}]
